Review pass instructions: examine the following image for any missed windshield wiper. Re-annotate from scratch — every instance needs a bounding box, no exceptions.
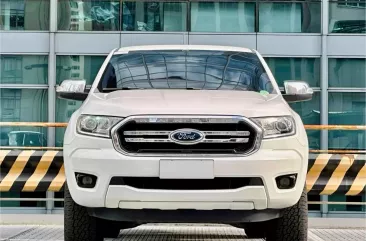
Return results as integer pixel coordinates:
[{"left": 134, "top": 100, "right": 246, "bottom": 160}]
[
  {"left": 185, "top": 87, "right": 201, "bottom": 90},
  {"left": 103, "top": 87, "right": 142, "bottom": 91},
  {"left": 121, "top": 87, "right": 142, "bottom": 90},
  {"left": 104, "top": 87, "right": 202, "bottom": 91}
]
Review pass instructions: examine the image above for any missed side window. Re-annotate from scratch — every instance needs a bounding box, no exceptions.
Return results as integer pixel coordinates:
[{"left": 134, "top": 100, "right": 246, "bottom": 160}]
[{"left": 24, "top": 133, "right": 32, "bottom": 146}]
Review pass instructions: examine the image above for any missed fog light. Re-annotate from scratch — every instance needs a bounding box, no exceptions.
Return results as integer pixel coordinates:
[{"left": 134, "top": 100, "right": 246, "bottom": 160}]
[
  {"left": 276, "top": 174, "right": 297, "bottom": 189},
  {"left": 82, "top": 176, "right": 93, "bottom": 185},
  {"left": 279, "top": 177, "right": 291, "bottom": 187},
  {"left": 75, "top": 173, "right": 97, "bottom": 188}
]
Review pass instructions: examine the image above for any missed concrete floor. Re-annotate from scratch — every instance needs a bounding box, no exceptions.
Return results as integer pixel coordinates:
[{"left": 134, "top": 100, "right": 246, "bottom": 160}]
[
  {"left": 0, "top": 223, "right": 365, "bottom": 241},
  {"left": 0, "top": 215, "right": 365, "bottom": 241}
]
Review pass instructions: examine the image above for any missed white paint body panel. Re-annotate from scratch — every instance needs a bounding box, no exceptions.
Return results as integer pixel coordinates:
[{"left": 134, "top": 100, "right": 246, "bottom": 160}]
[{"left": 64, "top": 45, "right": 309, "bottom": 213}]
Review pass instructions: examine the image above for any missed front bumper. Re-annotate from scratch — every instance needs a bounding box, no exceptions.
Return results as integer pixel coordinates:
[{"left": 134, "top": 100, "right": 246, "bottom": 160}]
[
  {"left": 87, "top": 208, "right": 282, "bottom": 223},
  {"left": 64, "top": 131, "right": 308, "bottom": 211}
]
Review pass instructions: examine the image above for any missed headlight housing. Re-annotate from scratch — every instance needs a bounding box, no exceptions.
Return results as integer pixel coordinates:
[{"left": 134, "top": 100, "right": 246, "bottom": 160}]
[
  {"left": 77, "top": 115, "right": 122, "bottom": 138},
  {"left": 252, "top": 116, "right": 296, "bottom": 139}
]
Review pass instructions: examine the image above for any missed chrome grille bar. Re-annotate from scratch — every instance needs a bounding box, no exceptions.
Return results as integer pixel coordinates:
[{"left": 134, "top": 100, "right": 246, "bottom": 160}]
[
  {"left": 125, "top": 138, "right": 249, "bottom": 143},
  {"left": 203, "top": 131, "right": 250, "bottom": 136},
  {"left": 134, "top": 117, "right": 242, "bottom": 124},
  {"left": 124, "top": 131, "right": 170, "bottom": 136},
  {"left": 124, "top": 131, "right": 250, "bottom": 136}
]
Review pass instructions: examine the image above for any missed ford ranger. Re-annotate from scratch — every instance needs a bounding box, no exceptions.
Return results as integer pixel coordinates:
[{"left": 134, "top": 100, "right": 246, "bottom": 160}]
[{"left": 57, "top": 45, "right": 313, "bottom": 241}]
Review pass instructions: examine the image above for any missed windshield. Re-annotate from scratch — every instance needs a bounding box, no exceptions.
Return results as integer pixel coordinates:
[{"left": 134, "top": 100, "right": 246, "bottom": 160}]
[{"left": 98, "top": 50, "right": 275, "bottom": 93}]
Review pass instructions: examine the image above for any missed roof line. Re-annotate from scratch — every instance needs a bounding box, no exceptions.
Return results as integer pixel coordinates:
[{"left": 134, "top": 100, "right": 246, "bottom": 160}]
[{"left": 115, "top": 45, "right": 253, "bottom": 54}]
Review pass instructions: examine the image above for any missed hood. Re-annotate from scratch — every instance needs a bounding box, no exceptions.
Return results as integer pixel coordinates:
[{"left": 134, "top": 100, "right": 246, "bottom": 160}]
[{"left": 80, "top": 90, "right": 292, "bottom": 117}]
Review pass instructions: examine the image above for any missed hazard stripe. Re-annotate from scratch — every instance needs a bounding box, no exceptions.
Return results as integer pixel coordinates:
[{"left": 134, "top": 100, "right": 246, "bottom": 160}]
[
  {"left": 0, "top": 150, "right": 11, "bottom": 165},
  {"left": 306, "top": 154, "right": 332, "bottom": 192},
  {"left": 320, "top": 155, "right": 356, "bottom": 195},
  {"left": 48, "top": 164, "right": 65, "bottom": 192},
  {"left": 346, "top": 163, "right": 366, "bottom": 195},
  {"left": 35, "top": 151, "right": 64, "bottom": 192},
  {"left": 313, "top": 155, "right": 341, "bottom": 194},
  {"left": 0, "top": 150, "right": 34, "bottom": 192},
  {"left": 0, "top": 150, "right": 22, "bottom": 180},
  {"left": 336, "top": 157, "right": 365, "bottom": 195},
  {"left": 22, "top": 151, "right": 58, "bottom": 192},
  {"left": 9, "top": 151, "right": 42, "bottom": 192}
]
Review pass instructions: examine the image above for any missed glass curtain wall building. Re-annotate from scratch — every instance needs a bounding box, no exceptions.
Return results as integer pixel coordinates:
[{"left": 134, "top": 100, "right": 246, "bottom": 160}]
[{"left": 0, "top": 0, "right": 365, "bottom": 216}]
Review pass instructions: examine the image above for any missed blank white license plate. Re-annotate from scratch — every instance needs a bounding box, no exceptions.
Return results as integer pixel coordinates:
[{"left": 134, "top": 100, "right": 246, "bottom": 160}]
[{"left": 159, "top": 160, "right": 214, "bottom": 179}]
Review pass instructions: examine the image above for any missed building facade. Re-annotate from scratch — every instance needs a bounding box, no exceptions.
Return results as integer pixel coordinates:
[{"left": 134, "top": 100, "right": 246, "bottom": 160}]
[{"left": 0, "top": 0, "right": 365, "bottom": 216}]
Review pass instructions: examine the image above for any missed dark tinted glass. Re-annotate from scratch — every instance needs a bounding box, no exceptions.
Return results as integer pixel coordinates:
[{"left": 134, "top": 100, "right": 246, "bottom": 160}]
[{"left": 99, "top": 50, "right": 274, "bottom": 93}]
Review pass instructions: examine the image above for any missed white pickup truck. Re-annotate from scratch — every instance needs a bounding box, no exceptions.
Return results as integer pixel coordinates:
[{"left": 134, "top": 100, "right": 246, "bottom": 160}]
[{"left": 57, "top": 45, "right": 313, "bottom": 241}]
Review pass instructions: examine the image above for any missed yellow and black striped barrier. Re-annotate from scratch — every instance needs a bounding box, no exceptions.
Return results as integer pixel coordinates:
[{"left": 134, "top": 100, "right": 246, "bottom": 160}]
[
  {"left": 0, "top": 150, "right": 365, "bottom": 195},
  {"left": 0, "top": 150, "right": 64, "bottom": 192},
  {"left": 307, "top": 154, "right": 366, "bottom": 196}
]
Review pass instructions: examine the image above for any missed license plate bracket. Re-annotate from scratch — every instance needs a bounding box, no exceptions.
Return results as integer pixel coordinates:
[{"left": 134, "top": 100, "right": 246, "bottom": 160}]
[{"left": 159, "top": 159, "right": 214, "bottom": 179}]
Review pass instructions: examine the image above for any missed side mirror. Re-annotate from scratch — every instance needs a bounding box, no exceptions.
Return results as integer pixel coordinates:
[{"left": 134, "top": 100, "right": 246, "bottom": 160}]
[
  {"left": 56, "top": 80, "right": 88, "bottom": 101},
  {"left": 283, "top": 81, "right": 313, "bottom": 103}
]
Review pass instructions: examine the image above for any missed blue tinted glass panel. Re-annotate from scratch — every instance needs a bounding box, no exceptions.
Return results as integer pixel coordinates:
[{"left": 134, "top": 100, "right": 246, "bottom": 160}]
[
  {"left": 58, "top": 0, "right": 120, "bottom": 31},
  {"left": 328, "top": 93, "right": 366, "bottom": 150},
  {"left": 0, "top": 89, "right": 48, "bottom": 147},
  {"left": 191, "top": 2, "right": 255, "bottom": 32},
  {"left": 56, "top": 55, "right": 106, "bottom": 85},
  {"left": 259, "top": 2, "right": 321, "bottom": 33},
  {"left": 0, "top": 55, "right": 48, "bottom": 84},
  {"left": 0, "top": 0, "right": 49, "bottom": 30},
  {"left": 123, "top": 2, "right": 187, "bottom": 31},
  {"left": 266, "top": 58, "right": 320, "bottom": 87},
  {"left": 329, "top": 58, "right": 366, "bottom": 88}
]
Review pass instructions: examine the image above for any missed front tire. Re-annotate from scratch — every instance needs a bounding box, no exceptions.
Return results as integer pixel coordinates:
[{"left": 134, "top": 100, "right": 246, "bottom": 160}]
[
  {"left": 64, "top": 184, "right": 121, "bottom": 241},
  {"left": 265, "top": 187, "right": 308, "bottom": 241},
  {"left": 244, "top": 223, "right": 265, "bottom": 239}
]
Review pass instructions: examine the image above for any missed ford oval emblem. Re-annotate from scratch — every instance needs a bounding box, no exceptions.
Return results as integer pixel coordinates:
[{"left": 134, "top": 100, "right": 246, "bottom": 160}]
[{"left": 170, "top": 129, "right": 204, "bottom": 145}]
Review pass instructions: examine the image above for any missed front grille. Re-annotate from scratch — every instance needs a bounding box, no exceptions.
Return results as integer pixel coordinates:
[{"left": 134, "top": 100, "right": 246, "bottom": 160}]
[
  {"left": 110, "top": 177, "right": 263, "bottom": 190},
  {"left": 112, "top": 116, "right": 261, "bottom": 155}
]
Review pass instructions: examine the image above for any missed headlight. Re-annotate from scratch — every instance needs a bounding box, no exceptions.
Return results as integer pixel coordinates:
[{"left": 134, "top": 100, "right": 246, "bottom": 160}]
[
  {"left": 77, "top": 115, "right": 122, "bottom": 138},
  {"left": 252, "top": 116, "right": 295, "bottom": 139}
]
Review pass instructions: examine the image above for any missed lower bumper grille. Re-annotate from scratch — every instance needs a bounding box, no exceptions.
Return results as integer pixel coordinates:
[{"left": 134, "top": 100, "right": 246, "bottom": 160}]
[{"left": 110, "top": 177, "right": 263, "bottom": 190}]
